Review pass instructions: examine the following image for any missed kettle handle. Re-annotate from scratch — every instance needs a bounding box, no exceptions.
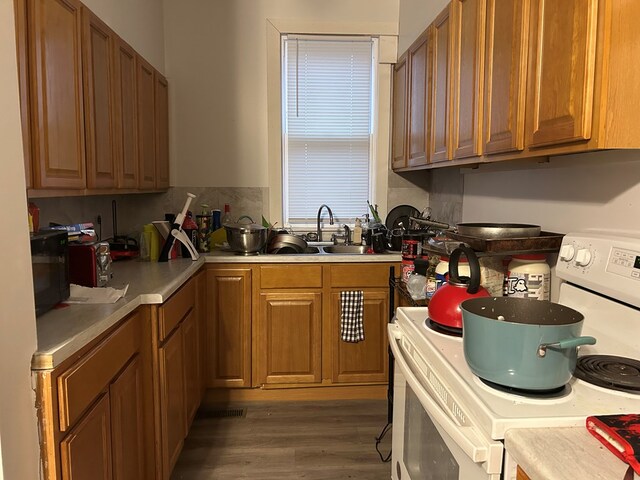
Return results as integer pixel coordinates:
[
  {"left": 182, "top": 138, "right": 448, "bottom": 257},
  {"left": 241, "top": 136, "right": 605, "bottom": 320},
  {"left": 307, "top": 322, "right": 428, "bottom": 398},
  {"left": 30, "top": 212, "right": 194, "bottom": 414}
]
[{"left": 448, "top": 245, "right": 482, "bottom": 294}]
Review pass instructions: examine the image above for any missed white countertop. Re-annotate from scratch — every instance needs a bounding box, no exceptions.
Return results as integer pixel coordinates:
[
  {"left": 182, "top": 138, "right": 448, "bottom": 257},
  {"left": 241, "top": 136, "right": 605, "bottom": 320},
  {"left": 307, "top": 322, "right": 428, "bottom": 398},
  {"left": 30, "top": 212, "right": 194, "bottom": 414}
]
[
  {"left": 203, "top": 249, "right": 402, "bottom": 263},
  {"left": 505, "top": 427, "right": 636, "bottom": 479},
  {"left": 33, "top": 250, "right": 400, "bottom": 371},
  {"left": 33, "top": 258, "right": 205, "bottom": 370}
]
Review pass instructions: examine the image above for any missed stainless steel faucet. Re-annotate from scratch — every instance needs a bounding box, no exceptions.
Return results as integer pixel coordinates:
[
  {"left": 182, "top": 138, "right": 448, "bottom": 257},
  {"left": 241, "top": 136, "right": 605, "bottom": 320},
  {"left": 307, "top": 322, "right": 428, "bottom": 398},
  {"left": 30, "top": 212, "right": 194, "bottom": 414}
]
[{"left": 316, "top": 204, "right": 334, "bottom": 242}]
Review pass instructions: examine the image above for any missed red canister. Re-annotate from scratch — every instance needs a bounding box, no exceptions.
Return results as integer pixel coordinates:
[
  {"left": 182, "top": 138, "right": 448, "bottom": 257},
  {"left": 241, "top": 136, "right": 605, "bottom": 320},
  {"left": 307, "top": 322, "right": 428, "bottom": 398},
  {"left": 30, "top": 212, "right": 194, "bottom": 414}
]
[{"left": 401, "top": 233, "right": 422, "bottom": 259}]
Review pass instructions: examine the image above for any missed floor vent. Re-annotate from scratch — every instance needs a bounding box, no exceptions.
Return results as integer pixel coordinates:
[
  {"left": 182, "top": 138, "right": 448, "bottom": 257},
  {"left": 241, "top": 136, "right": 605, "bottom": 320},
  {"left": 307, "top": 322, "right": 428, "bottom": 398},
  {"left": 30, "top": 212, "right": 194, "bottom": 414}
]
[{"left": 198, "top": 407, "right": 247, "bottom": 419}]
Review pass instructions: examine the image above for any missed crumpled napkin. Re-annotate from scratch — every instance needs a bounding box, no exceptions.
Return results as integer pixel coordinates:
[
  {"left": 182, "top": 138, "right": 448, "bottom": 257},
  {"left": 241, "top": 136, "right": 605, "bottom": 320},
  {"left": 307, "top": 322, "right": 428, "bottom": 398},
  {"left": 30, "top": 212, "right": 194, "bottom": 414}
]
[{"left": 66, "top": 284, "right": 129, "bottom": 304}]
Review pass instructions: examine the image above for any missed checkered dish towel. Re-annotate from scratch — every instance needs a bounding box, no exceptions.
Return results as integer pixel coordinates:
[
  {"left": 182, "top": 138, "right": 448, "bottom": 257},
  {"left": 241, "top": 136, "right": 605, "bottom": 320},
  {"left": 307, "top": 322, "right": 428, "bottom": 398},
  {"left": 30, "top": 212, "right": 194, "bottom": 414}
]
[{"left": 340, "top": 291, "right": 364, "bottom": 342}]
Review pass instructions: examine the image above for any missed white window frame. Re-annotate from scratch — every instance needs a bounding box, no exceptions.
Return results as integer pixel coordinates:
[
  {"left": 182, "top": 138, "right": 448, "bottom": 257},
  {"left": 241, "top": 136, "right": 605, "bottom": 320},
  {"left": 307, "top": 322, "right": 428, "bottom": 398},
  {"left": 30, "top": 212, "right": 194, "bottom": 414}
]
[
  {"left": 265, "top": 19, "right": 398, "bottom": 231},
  {"left": 280, "top": 35, "right": 378, "bottom": 229}
]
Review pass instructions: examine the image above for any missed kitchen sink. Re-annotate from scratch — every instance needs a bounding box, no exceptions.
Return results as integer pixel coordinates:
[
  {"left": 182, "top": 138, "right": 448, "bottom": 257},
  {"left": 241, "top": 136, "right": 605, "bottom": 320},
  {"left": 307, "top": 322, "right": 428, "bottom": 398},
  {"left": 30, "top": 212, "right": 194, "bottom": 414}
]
[{"left": 321, "top": 245, "right": 369, "bottom": 254}]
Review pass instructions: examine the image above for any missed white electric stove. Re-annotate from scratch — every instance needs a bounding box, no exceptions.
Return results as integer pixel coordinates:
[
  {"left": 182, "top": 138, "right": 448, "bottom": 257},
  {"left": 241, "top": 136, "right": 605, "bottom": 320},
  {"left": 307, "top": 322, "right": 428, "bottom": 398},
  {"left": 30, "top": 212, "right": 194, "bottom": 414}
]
[{"left": 389, "top": 232, "right": 640, "bottom": 480}]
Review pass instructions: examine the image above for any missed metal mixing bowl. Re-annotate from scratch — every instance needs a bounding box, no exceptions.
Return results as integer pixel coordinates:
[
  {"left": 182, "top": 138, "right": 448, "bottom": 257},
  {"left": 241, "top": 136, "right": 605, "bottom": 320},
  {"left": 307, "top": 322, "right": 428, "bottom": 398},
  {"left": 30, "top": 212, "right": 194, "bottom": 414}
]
[{"left": 224, "top": 223, "right": 268, "bottom": 254}]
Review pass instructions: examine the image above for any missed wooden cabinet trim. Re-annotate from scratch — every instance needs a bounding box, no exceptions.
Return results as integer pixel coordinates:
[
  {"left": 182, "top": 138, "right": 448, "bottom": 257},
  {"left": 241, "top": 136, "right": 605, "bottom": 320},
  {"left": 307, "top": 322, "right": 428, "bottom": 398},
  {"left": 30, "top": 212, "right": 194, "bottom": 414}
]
[
  {"left": 391, "top": 52, "right": 409, "bottom": 170},
  {"left": 57, "top": 310, "right": 141, "bottom": 431},
  {"left": 136, "top": 55, "right": 156, "bottom": 189},
  {"left": 407, "top": 28, "right": 431, "bottom": 168},
  {"left": 430, "top": 4, "right": 453, "bottom": 163}
]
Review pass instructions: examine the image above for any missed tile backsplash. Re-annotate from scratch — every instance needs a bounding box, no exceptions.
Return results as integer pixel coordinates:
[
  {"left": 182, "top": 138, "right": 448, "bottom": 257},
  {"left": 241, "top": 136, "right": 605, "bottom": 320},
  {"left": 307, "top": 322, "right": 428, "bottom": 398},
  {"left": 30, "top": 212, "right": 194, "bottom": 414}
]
[{"left": 32, "top": 187, "right": 267, "bottom": 241}]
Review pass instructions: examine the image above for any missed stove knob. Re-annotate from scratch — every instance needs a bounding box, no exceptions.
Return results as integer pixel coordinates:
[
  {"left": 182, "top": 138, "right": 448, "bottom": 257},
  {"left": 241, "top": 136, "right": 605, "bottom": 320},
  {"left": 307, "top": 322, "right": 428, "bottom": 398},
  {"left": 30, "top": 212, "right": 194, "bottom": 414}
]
[
  {"left": 559, "top": 244, "right": 575, "bottom": 262},
  {"left": 575, "top": 248, "right": 593, "bottom": 267}
]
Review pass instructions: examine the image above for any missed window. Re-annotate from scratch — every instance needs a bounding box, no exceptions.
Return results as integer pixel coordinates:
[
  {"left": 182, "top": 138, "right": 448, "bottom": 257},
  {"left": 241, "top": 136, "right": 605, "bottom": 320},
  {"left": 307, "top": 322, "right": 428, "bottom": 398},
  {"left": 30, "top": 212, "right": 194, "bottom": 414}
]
[{"left": 282, "top": 35, "right": 377, "bottom": 227}]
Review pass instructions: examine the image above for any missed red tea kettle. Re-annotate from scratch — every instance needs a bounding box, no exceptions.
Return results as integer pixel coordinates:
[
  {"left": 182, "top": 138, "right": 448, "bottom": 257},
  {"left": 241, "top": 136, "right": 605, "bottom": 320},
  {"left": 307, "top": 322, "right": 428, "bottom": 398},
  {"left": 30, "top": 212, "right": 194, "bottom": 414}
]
[{"left": 428, "top": 245, "right": 490, "bottom": 330}]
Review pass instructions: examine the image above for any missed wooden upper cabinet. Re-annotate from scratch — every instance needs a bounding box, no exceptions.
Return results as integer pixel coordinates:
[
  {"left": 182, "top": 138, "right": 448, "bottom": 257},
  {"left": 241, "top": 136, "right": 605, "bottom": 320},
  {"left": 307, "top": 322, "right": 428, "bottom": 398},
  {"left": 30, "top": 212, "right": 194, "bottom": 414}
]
[
  {"left": 430, "top": 5, "right": 453, "bottom": 163},
  {"left": 483, "top": 0, "right": 529, "bottom": 155},
  {"left": 391, "top": 52, "right": 409, "bottom": 170},
  {"left": 154, "top": 71, "right": 170, "bottom": 189},
  {"left": 113, "top": 39, "right": 138, "bottom": 188},
  {"left": 29, "top": 0, "right": 86, "bottom": 189},
  {"left": 136, "top": 55, "right": 156, "bottom": 189},
  {"left": 82, "top": 7, "right": 117, "bottom": 189},
  {"left": 527, "top": 0, "right": 598, "bottom": 148},
  {"left": 407, "top": 29, "right": 431, "bottom": 168},
  {"left": 451, "top": 0, "right": 486, "bottom": 160},
  {"left": 14, "top": 0, "right": 32, "bottom": 188}
]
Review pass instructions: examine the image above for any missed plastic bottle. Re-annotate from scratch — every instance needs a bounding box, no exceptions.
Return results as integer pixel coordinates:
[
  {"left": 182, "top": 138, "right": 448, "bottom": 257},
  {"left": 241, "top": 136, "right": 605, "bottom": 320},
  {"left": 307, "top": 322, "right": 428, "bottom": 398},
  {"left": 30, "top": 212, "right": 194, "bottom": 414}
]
[
  {"left": 353, "top": 218, "right": 363, "bottom": 245},
  {"left": 222, "top": 203, "right": 233, "bottom": 225},
  {"left": 504, "top": 254, "right": 550, "bottom": 300}
]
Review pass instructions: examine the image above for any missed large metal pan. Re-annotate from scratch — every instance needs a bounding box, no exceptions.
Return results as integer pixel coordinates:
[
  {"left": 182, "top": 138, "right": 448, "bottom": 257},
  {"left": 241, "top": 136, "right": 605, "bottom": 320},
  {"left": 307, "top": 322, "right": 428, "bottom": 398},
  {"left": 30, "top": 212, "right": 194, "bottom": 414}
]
[{"left": 409, "top": 218, "right": 541, "bottom": 239}]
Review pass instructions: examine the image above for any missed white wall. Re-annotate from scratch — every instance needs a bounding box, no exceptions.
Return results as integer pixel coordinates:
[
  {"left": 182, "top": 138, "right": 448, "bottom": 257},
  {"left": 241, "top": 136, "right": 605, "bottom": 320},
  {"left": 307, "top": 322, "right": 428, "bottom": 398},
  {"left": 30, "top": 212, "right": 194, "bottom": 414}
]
[
  {"left": 463, "top": 151, "right": 640, "bottom": 235},
  {"left": 398, "top": 0, "right": 448, "bottom": 53},
  {"left": 0, "top": 0, "right": 40, "bottom": 477},
  {"left": 82, "top": 0, "right": 166, "bottom": 72},
  {"left": 163, "top": 0, "right": 399, "bottom": 188}
]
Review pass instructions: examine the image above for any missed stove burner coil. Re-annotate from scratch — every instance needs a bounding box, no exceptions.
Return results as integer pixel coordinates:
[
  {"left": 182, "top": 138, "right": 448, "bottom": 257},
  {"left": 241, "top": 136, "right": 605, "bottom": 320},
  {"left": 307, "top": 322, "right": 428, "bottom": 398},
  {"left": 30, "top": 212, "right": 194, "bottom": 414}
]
[
  {"left": 425, "top": 318, "right": 463, "bottom": 337},
  {"left": 574, "top": 355, "right": 640, "bottom": 394}
]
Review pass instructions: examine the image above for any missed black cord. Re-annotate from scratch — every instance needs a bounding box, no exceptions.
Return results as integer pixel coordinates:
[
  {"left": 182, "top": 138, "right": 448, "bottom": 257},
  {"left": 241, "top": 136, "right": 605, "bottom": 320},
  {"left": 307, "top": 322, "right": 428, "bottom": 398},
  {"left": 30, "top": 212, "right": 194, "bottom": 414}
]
[{"left": 375, "top": 422, "right": 392, "bottom": 462}]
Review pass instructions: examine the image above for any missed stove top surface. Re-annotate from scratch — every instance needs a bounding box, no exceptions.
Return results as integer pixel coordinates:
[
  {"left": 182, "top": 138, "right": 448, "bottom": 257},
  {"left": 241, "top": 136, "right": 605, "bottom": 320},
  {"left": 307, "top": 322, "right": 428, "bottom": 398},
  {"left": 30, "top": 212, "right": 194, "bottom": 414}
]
[{"left": 394, "top": 298, "right": 640, "bottom": 439}]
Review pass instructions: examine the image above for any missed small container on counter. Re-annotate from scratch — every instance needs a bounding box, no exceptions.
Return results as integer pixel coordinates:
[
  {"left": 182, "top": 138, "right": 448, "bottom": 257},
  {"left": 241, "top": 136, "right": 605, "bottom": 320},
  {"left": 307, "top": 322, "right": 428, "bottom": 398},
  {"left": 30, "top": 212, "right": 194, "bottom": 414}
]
[{"left": 504, "top": 254, "right": 550, "bottom": 300}]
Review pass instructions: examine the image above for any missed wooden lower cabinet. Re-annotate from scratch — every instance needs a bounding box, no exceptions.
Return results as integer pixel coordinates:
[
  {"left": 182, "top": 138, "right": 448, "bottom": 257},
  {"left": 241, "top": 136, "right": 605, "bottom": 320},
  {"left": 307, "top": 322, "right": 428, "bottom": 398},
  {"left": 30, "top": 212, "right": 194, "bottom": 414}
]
[
  {"left": 206, "top": 267, "right": 252, "bottom": 388},
  {"left": 110, "top": 355, "right": 145, "bottom": 480},
  {"left": 35, "top": 308, "right": 151, "bottom": 480},
  {"left": 182, "top": 309, "right": 201, "bottom": 427},
  {"left": 60, "top": 393, "right": 112, "bottom": 480},
  {"left": 206, "top": 262, "right": 396, "bottom": 391},
  {"left": 330, "top": 289, "right": 389, "bottom": 383},
  {"left": 256, "top": 292, "right": 323, "bottom": 385},
  {"left": 158, "top": 327, "right": 186, "bottom": 477}
]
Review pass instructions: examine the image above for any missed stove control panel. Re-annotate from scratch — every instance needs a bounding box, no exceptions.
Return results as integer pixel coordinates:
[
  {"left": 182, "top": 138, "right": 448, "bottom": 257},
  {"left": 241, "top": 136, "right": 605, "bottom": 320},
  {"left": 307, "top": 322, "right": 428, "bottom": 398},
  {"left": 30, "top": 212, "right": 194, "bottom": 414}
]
[{"left": 557, "top": 232, "right": 640, "bottom": 308}]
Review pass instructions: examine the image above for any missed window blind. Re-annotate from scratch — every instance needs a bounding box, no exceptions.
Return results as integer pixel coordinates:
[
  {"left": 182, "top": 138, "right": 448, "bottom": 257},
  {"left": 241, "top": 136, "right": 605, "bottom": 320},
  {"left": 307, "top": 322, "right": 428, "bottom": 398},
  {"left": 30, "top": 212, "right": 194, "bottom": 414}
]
[{"left": 282, "top": 35, "right": 375, "bottom": 226}]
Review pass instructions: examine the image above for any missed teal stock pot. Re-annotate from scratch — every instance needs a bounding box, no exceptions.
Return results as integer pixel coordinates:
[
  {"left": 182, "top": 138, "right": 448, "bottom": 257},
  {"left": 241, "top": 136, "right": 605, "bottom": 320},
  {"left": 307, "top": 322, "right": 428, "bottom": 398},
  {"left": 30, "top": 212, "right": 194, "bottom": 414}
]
[{"left": 461, "top": 297, "right": 596, "bottom": 390}]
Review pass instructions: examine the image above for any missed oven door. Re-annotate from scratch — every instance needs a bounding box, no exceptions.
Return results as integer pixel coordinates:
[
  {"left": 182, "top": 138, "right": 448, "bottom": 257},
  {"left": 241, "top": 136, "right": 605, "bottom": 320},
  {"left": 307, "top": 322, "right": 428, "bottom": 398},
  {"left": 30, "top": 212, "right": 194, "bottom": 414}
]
[{"left": 389, "top": 326, "right": 503, "bottom": 480}]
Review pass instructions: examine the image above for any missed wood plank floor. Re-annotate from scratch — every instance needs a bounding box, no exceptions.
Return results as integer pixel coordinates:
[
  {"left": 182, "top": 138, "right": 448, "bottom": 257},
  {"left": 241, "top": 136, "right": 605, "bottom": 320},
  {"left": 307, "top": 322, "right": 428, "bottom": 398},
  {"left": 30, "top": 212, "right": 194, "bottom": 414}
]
[{"left": 171, "top": 399, "right": 393, "bottom": 480}]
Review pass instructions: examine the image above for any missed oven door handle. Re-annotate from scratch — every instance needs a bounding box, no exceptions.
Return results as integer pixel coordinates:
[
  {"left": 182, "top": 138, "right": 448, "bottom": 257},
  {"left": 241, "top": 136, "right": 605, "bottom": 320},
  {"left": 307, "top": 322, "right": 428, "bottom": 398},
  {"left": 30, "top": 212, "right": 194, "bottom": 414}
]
[{"left": 390, "top": 333, "right": 503, "bottom": 471}]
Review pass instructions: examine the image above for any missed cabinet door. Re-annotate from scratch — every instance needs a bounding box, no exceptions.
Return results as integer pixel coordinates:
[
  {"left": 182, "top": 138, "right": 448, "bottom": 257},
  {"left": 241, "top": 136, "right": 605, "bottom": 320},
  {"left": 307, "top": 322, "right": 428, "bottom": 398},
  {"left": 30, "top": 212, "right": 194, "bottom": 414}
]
[
  {"left": 527, "top": 0, "right": 598, "bottom": 148},
  {"left": 110, "top": 355, "right": 145, "bottom": 480},
  {"left": 194, "top": 270, "right": 207, "bottom": 397},
  {"left": 257, "top": 292, "right": 322, "bottom": 385},
  {"left": 407, "top": 29, "right": 430, "bottom": 168},
  {"left": 113, "top": 39, "right": 138, "bottom": 188},
  {"left": 391, "top": 52, "right": 408, "bottom": 170},
  {"left": 159, "top": 328, "right": 185, "bottom": 477},
  {"left": 154, "top": 71, "right": 170, "bottom": 189},
  {"left": 136, "top": 55, "right": 156, "bottom": 189},
  {"left": 60, "top": 393, "right": 112, "bottom": 480},
  {"left": 484, "top": 0, "right": 529, "bottom": 155},
  {"left": 451, "top": 0, "right": 486, "bottom": 159},
  {"left": 430, "top": 5, "right": 453, "bottom": 163},
  {"left": 181, "top": 309, "right": 200, "bottom": 428},
  {"left": 29, "top": 0, "right": 86, "bottom": 189},
  {"left": 331, "top": 289, "right": 388, "bottom": 383},
  {"left": 206, "top": 268, "right": 252, "bottom": 388},
  {"left": 82, "top": 7, "right": 117, "bottom": 189},
  {"left": 14, "top": 0, "right": 32, "bottom": 188}
]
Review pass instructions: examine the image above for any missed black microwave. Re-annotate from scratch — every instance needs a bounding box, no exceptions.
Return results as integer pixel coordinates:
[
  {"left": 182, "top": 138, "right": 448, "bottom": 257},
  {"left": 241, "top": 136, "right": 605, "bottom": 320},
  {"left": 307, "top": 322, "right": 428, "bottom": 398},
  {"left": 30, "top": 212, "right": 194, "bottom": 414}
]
[{"left": 31, "top": 230, "right": 70, "bottom": 316}]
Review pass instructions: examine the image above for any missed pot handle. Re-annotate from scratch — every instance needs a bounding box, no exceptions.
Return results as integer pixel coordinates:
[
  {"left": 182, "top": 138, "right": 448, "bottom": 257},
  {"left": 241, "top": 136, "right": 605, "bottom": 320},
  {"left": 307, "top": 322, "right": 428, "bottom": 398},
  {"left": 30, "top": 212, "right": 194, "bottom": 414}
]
[
  {"left": 449, "top": 245, "right": 482, "bottom": 294},
  {"left": 537, "top": 336, "right": 597, "bottom": 357}
]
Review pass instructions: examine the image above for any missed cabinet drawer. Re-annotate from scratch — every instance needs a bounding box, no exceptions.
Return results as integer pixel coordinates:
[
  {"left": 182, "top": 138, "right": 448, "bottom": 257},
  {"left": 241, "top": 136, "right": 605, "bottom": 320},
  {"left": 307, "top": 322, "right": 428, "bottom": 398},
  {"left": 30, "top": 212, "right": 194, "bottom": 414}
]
[
  {"left": 260, "top": 265, "right": 322, "bottom": 289},
  {"left": 58, "top": 310, "right": 141, "bottom": 431},
  {"left": 330, "top": 264, "right": 392, "bottom": 288},
  {"left": 159, "top": 277, "right": 195, "bottom": 342}
]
